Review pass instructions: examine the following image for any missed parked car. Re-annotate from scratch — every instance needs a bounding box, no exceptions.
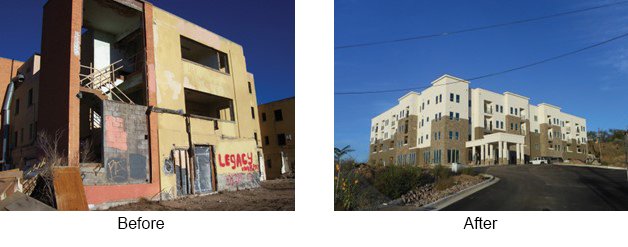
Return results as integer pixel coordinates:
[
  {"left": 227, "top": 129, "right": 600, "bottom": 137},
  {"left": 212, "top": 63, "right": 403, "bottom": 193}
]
[{"left": 530, "top": 157, "right": 550, "bottom": 165}]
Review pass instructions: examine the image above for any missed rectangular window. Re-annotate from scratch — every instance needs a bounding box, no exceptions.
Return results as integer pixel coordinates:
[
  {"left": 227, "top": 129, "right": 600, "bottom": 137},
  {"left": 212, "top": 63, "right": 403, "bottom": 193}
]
[
  {"left": 435, "top": 95, "right": 438, "bottom": 103},
  {"left": 439, "top": 94, "right": 442, "bottom": 103},
  {"left": 264, "top": 136, "right": 270, "bottom": 145},
  {"left": 274, "top": 109, "right": 284, "bottom": 121},
  {"left": 449, "top": 131, "right": 453, "bottom": 139},
  {"left": 455, "top": 132, "right": 459, "bottom": 140},
  {"left": 277, "top": 134, "right": 287, "bottom": 146},
  {"left": 248, "top": 82, "right": 252, "bottom": 94},
  {"left": 180, "top": 36, "right": 230, "bottom": 74},
  {"left": 254, "top": 132, "right": 258, "bottom": 145},
  {"left": 449, "top": 112, "right": 453, "bottom": 120},
  {"left": 510, "top": 107, "right": 513, "bottom": 115},
  {"left": 28, "top": 89, "right": 33, "bottom": 107},
  {"left": 184, "top": 89, "right": 234, "bottom": 121},
  {"left": 251, "top": 107, "right": 255, "bottom": 119},
  {"left": 450, "top": 93, "right": 454, "bottom": 102},
  {"left": 262, "top": 113, "right": 267, "bottom": 122},
  {"left": 456, "top": 94, "right": 460, "bottom": 103},
  {"left": 447, "top": 149, "right": 452, "bottom": 163},
  {"left": 455, "top": 112, "right": 459, "bottom": 120}
]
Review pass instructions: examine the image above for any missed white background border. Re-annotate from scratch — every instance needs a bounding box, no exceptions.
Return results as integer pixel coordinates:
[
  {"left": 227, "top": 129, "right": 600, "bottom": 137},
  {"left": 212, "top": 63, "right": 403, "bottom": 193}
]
[{"left": 1, "top": 1, "right": 627, "bottom": 246}]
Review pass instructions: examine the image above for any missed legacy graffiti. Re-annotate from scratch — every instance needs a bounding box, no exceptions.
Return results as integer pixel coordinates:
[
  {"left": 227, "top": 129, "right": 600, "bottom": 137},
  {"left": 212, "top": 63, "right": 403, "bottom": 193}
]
[{"left": 217, "top": 153, "right": 258, "bottom": 171}]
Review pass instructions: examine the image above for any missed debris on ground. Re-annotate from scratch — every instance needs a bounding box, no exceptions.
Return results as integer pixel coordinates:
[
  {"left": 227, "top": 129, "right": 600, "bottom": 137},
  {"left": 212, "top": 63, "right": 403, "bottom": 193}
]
[
  {"left": 106, "top": 179, "right": 294, "bottom": 211},
  {"left": 0, "top": 169, "right": 24, "bottom": 201},
  {"left": 0, "top": 169, "right": 56, "bottom": 211},
  {"left": 0, "top": 192, "right": 56, "bottom": 211}
]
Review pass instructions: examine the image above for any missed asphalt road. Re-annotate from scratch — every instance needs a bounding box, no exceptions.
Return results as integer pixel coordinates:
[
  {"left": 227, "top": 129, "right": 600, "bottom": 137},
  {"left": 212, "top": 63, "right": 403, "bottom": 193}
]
[{"left": 443, "top": 165, "right": 628, "bottom": 211}]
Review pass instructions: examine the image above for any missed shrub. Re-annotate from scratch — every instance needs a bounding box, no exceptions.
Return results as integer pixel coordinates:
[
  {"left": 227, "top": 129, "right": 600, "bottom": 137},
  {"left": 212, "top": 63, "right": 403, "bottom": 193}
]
[
  {"left": 334, "top": 164, "right": 362, "bottom": 210},
  {"left": 460, "top": 167, "right": 477, "bottom": 176},
  {"left": 432, "top": 165, "right": 453, "bottom": 180},
  {"left": 373, "top": 165, "right": 428, "bottom": 199}
]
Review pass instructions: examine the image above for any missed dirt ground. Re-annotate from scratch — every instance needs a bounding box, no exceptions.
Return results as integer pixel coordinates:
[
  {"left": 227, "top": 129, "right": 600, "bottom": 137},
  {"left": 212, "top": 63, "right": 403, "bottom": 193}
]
[{"left": 107, "top": 179, "right": 294, "bottom": 211}]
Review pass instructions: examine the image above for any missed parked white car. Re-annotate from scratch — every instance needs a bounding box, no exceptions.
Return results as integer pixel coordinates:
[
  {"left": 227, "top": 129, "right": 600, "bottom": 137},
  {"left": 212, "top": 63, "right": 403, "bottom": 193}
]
[{"left": 530, "top": 157, "right": 549, "bottom": 165}]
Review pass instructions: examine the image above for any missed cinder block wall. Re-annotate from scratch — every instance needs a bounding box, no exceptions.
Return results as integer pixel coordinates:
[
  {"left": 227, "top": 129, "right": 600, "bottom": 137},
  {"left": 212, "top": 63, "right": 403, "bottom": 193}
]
[{"left": 101, "top": 100, "right": 149, "bottom": 184}]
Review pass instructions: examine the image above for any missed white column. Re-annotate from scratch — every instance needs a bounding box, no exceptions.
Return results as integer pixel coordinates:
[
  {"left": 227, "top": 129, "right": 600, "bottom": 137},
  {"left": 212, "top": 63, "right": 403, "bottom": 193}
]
[
  {"left": 488, "top": 144, "right": 493, "bottom": 162},
  {"left": 505, "top": 142, "right": 509, "bottom": 164},
  {"left": 516, "top": 143, "right": 521, "bottom": 164},
  {"left": 519, "top": 144, "right": 525, "bottom": 163},
  {"left": 498, "top": 141, "right": 503, "bottom": 164},
  {"left": 480, "top": 144, "right": 485, "bottom": 164}
]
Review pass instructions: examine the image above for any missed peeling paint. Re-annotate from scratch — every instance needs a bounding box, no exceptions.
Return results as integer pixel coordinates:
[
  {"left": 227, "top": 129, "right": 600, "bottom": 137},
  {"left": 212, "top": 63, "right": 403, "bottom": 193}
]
[
  {"left": 73, "top": 31, "right": 81, "bottom": 57},
  {"left": 164, "top": 70, "right": 182, "bottom": 100}
]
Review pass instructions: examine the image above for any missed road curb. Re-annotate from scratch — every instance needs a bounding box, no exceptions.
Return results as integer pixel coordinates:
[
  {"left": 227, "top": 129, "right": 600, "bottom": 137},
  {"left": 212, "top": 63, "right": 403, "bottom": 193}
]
[
  {"left": 555, "top": 163, "right": 627, "bottom": 171},
  {"left": 418, "top": 173, "right": 499, "bottom": 211}
]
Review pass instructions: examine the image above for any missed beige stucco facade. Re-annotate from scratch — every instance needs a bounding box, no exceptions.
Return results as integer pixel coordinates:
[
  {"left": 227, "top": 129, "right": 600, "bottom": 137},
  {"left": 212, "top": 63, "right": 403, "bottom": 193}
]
[
  {"left": 258, "top": 97, "right": 295, "bottom": 179},
  {"left": 150, "top": 6, "right": 263, "bottom": 199}
]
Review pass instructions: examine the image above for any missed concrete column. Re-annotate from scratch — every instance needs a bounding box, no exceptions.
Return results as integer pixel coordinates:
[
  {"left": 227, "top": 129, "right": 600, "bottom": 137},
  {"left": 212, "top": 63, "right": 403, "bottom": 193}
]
[
  {"left": 504, "top": 142, "right": 509, "bottom": 164},
  {"left": 516, "top": 143, "right": 521, "bottom": 164},
  {"left": 519, "top": 144, "right": 525, "bottom": 164},
  {"left": 480, "top": 144, "right": 485, "bottom": 165},
  {"left": 498, "top": 141, "right": 503, "bottom": 165},
  {"left": 489, "top": 144, "right": 493, "bottom": 164}
]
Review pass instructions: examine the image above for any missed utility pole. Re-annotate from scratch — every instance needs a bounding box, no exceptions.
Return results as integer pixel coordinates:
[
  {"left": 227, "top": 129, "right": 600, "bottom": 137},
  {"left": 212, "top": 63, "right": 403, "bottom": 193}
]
[
  {"left": 598, "top": 128, "right": 603, "bottom": 164},
  {"left": 625, "top": 129, "right": 627, "bottom": 181}
]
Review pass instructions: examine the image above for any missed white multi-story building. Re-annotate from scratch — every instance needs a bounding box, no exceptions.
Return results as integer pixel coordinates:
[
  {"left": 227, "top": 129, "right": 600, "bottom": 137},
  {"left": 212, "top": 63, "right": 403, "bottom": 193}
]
[{"left": 369, "top": 74, "right": 587, "bottom": 166}]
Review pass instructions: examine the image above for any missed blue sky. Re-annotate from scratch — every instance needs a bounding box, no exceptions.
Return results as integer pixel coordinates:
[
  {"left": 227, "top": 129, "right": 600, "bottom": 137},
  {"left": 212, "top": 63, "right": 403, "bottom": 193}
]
[
  {"left": 336, "top": 0, "right": 628, "bottom": 162},
  {"left": 0, "top": 0, "right": 294, "bottom": 104}
]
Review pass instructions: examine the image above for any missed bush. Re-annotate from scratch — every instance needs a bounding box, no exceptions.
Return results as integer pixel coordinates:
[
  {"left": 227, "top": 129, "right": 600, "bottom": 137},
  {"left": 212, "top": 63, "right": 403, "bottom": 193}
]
[
  {"left": 460, "top": 167, "right": 477, "bottom": 176},
  {"left": 432, "top": 165, "right": 453, "bottom": 180},
  {"left": 373, "top": 165, "right": 429, "bottom": 199},
  {"left": 334, "top": 169, "right": 360, "bottom": 210}
]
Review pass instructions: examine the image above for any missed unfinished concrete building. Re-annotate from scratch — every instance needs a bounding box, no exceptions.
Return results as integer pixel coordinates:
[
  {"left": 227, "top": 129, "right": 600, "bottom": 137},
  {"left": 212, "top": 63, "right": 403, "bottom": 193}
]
[
  {"left": 1, "top": 0, "right": 265, "bottom": 208},
  {"left": 258, "top": 97, "right": 295, "bottom": 179}
]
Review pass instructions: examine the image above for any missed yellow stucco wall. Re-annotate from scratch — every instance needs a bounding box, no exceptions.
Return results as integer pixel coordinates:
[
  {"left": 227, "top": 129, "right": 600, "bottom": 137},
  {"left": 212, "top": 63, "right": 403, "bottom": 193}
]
[{"left": 151, "top": 7, "right": 262, "bottom": 198}]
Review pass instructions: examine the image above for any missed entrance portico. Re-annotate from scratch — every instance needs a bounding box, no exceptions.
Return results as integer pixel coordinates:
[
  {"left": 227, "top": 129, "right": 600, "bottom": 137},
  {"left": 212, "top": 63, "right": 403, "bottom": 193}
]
[{"left": 466, "top": 133, "right": 525, "bottom": 165}]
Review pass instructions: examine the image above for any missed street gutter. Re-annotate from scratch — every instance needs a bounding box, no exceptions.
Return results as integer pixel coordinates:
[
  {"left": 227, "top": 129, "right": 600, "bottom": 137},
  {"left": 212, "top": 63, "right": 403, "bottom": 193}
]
[{"left": 418, "top": 173, "right": 499, "bottom": 211}]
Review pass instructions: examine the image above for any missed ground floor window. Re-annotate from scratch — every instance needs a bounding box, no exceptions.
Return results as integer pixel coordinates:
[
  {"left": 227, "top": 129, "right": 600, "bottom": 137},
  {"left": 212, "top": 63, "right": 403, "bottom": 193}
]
[{"left": 447, "top": 149, "right": 460, "bottom": 163}]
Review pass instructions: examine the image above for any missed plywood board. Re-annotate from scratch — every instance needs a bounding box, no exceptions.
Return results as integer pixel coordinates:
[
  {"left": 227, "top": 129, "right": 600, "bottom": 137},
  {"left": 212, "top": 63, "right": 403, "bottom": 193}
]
[
  {"left": 0, "top": 169, "right": 22, "bottom": 179},
  {"left": 0, "top": 192, "right": 55, "bottom": 211},
  {"left": 52, "top": 167, "right": 88, "bottom": 211}
]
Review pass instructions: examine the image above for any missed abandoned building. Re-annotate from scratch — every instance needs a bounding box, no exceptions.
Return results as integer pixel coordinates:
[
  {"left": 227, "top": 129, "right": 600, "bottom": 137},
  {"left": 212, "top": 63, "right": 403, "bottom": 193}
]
[
  {"left": 0, "top": 0, "right": 266, "bottom": 208},
  {"left": 369, "top": 74, "right": 588, "bottom": 166},
  {"left": 258, "top": 97, "right": 295, "bottom": 179}
]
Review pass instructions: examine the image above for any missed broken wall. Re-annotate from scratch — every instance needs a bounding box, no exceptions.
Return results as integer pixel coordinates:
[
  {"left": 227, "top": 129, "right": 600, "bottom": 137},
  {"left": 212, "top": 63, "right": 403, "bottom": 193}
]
[{"left": 82, "top": 100, "right": 148, "bottom": 185}]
